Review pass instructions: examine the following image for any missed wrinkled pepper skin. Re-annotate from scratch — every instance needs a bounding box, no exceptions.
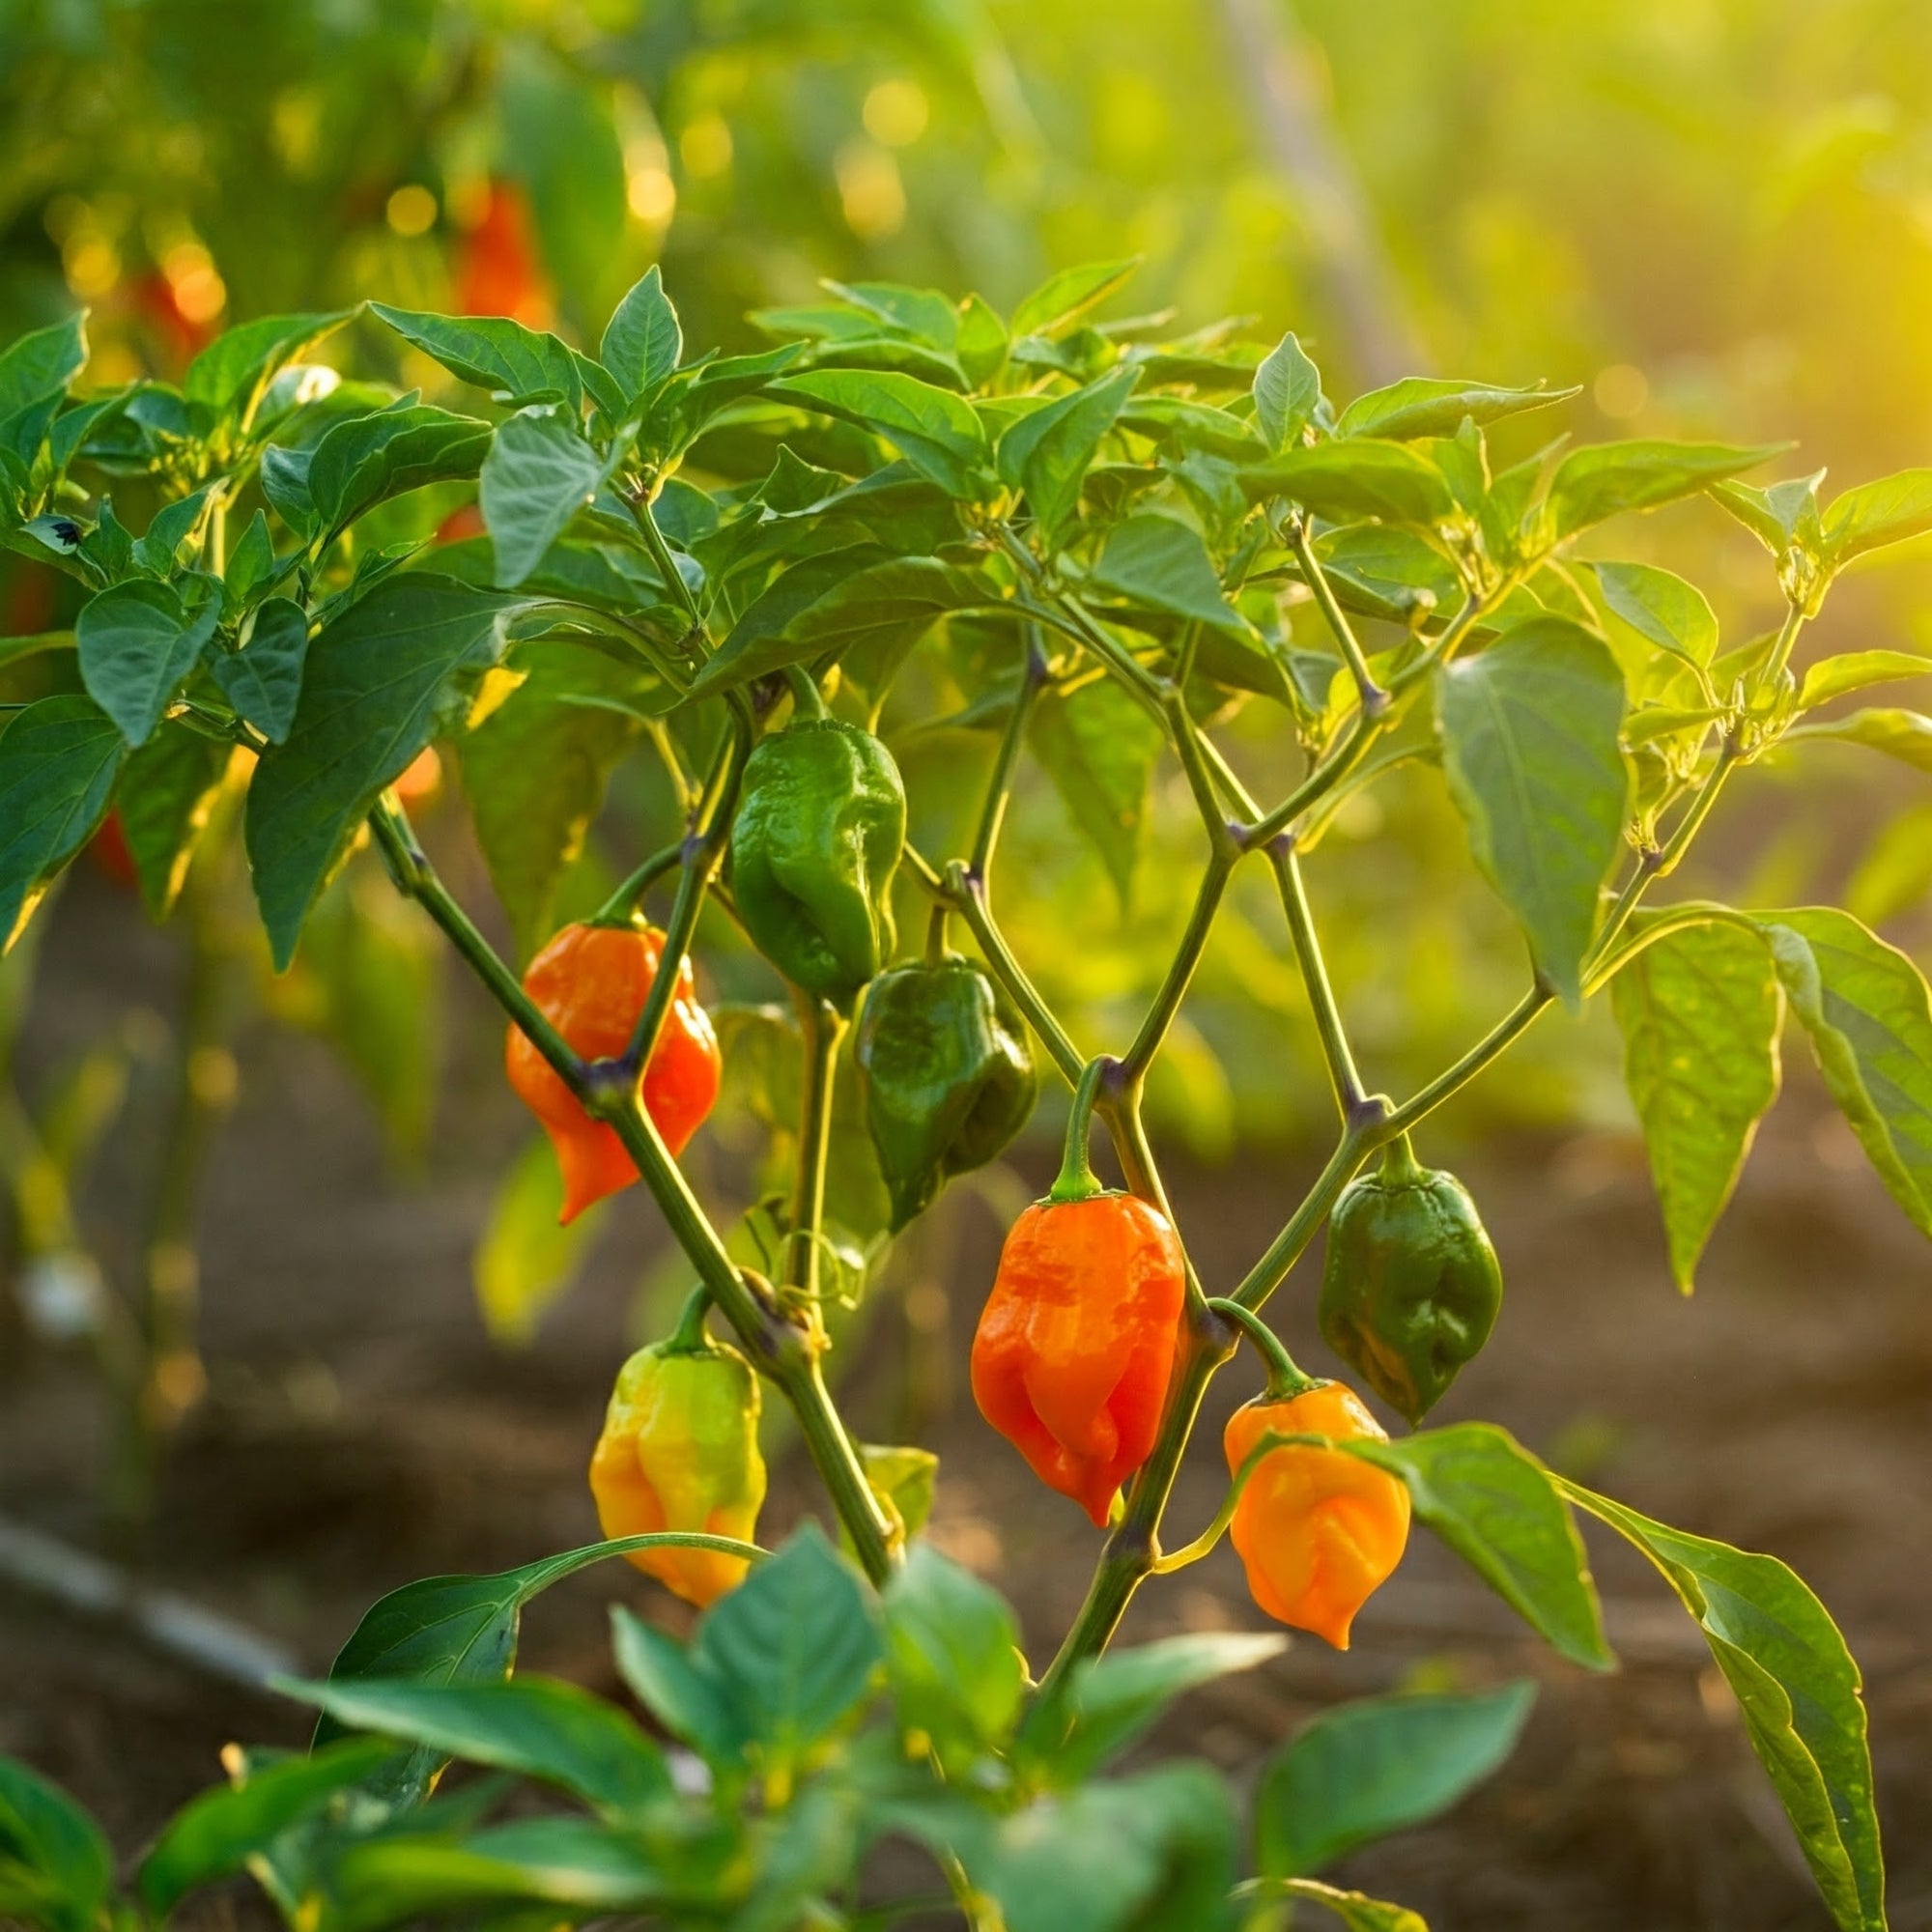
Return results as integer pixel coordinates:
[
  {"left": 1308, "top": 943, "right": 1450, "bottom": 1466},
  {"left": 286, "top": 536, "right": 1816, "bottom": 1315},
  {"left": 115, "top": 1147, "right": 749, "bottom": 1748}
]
[
  {"left": 505, "top": 923, "right": 721, "bottom": 1224},
  {"left": 971, "top": 1192, "right": 1185, "bottom": 1525},
  {"left": 855, "top": 957, "right": 1038, "bottom": 1230},
  {"left": 1224, "top": 1381, "right": 1410, "bottom": 1648},
  {"left": 730, "top": 719, "right": 905, "bottom": 1005},
  {"left": 589, "top": 1337, "right": 766, "bottom": 1607},
  {"left": 1318, "top": 1151, "right": 1503, "bottom": 1423}
]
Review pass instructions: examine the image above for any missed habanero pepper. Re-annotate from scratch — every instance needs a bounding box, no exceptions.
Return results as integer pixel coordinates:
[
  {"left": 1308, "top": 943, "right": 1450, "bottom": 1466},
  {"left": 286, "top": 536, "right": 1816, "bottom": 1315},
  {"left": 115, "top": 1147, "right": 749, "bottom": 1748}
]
[
  {"left": 589, "top": 1305, "right": 765, "bottom": 1608},
  {"left": 971, "top": 1061, "right": 1184, "bottom": 1526},
  {"left": 855, "top": 953, "right": 1038, "bottom": 1232},
  {"left": 1223, "top": 1378, "right": 1410, "bottom": 1649},
  {"left": 1318, "top": 1135, "right": 1502, "bottom": 1424},
  {"left": 729, "top": 714, "right": 904, "bottom": 1007},
  {"left": 505, "top": 921, "right": 721, "bottom": 1224}
]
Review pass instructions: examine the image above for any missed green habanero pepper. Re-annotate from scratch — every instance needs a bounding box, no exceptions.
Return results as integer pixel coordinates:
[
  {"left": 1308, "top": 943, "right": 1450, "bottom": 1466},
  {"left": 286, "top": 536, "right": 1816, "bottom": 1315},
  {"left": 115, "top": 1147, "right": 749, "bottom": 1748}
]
[
  {"left": 855, "top": 954, "right": 1038, "bottom": 1230},
  {"left": 1318, "top": 1134, "right": 1502, "bottom": 1424},
  {"left": 730, "top": 717, "right": 905, "bottom": 1005}
]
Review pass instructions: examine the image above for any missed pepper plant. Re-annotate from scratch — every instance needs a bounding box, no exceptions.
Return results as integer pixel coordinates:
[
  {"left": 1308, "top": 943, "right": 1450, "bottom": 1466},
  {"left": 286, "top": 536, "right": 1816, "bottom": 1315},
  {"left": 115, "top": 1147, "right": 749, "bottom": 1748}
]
[{"left": 3, "top": 255, "right": 1928, "bottom": 1928}]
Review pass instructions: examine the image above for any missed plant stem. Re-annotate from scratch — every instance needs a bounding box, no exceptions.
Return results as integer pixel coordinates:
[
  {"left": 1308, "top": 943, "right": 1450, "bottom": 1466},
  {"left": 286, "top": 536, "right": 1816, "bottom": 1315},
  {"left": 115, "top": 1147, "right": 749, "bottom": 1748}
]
[
  {"left": 1287, "top": 514, "right": 1387, "bottom": 713},
  {"left": 366, "top": 793, "right": 897, "bottom": 1582},
  {"left": 1208, "top": 1296, "right": 1317, "bottom": 1398},
  {"left": 942, "top": 860, "right": 1087, "bottom": 1088},
  {"left": 971, "top": 630, "right": 1045, "bottom": 882},
  {"left": 1047, "top": 1057, "right": 1112, "bottom": 1203},
  {"left": 786, "top": 995, "right": 843, "bottom": 1302},
  {"left": 628, "top": 482, "right": 704, "bottom": 633},
  {"left": 1264, "top": 838, "right": 1365, "bottom": 1114},
  {"left": 1122, "top": 853, "right": 1233, "bottom": 1080}
]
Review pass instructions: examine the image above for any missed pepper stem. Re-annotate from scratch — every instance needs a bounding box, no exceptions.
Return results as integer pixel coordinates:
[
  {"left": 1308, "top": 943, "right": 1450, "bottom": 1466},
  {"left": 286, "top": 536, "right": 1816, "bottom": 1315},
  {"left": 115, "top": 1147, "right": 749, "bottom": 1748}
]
[
  {"left": 785, "top": 664, "right": 828, "bottom": 720},
  {"left": 924, "top": 898, "right": 951, "bottom": 964},
  {"left": 666, "top": 1283, "right": 713, "bottom": 1354},
  {"left": 1047, "top": 1056, "right": 1112, "bottom": 1204},
  {"left": 1378, "top": 1131, "right": 1427, "bottom": 1187},
  {"left": 1207, "top": 1297, "right": 1320, "bottom": 1400}
]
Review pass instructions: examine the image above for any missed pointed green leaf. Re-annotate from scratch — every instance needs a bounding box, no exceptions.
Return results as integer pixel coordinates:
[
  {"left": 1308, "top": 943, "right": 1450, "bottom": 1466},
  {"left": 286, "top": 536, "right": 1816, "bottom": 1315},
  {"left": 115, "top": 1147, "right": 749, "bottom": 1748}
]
[
  {"left": 997, "top": 364, "right": 1138, "bottom": 534},
  {"left": 1710, "top": 470, "right": 1827, "bottom": 557},
  {"left": 0, "top": 696, "right": 127, "bottom": 950},
  {"left": 881, "top": 1547, "right": 1026, "bottom": 1776},
  {"left": 1560, "top": 1481, "right": 1884, "bottom": 1932},
  {"left": 1547, "top": 440, "right": 1784, "bottom": 540},
  {"left": 1338, "top": 378, "right": 1574, "bottom": 443},
  {"left": 0, "top": 314, "right": 88, "bottom": 418},
  {"left": 768, "top": 369, "right": 991, "bottom": 498},
  {"left": 1756, "top": 906, "right": 1932, "bottom": 1238},
  {"left": 1611, "top": 919, "right": 1784, "bottom": 1292},
  {"left": 115, "top": 723, "right": 228, "bottom": 920},
  {"left": 369, "top": 304, "right": 582, "bottom": 411},
  {"left": 1823, "top": 466, "right": 1932, "bottom": 566},
  {"left": 1789, "top": 706, "right": 1932, "bottom": 771},
  {"left": 1278, "top": 1879, "right": 1428, "bottom": 1932},
  {"left": 1798, "top": 649, "right": 1932, "bottom": 710},
  {"left": 0, "top": 1757, "right": 113, "bottom": 1932},
  {"left": 74, "top": 579, "right": 216, "bottom": 746},
  {"left": 1342, "top": 1424, "right": 1612, "bottom": 1669},
  {"left": 1010, "top": 257, "right": 1140, "bottom": 340},
  {"left": 1253, "top": 332, "right": 1321, "bottom": 454},
  {"left": 1589, "top": 560, "right": 1719, "bottom": 668},
  {"left": 212, "top": 596, "right": 309, "bottom": 745},
  {"left": 1088, "top": 512, "right": 1251, "bottom": 640},
  {"left": 1242, "top": 441, "right": 1454, "bottom": 526},
  {"left": 1028, "top": 676, "right": 1163, "bottom": 908},
  {"left": 479, "top": 409, "right": 607, "bottom": 589},
  {"left": 1435, "top": 618, "right": 1630, "bottom": 1005},
  {"left": 1256, "top": 1683, "right": 1535, "bottom": 1879},
  {"left": 308, "top": 404, "right": 491, "bottom": 537},
  {"left": 610, "top": 1607, "right": 749, "bottom": 1767},
  {"left": 245, "top": 575, "right": 519, "bottom": 968},
  {"left": 600, "top": 267, "right": 682, "bottom": 403},
  {"left": 182, "top": 310, "right": 351, "bottom": 421}
]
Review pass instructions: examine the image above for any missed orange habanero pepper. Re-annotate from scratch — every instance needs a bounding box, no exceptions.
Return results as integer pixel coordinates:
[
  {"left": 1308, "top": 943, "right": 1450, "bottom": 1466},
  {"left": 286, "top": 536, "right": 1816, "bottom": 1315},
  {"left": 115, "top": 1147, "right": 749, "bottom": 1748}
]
[{"left": 505, "top": 922, "right": 720, "bottom": 1223}]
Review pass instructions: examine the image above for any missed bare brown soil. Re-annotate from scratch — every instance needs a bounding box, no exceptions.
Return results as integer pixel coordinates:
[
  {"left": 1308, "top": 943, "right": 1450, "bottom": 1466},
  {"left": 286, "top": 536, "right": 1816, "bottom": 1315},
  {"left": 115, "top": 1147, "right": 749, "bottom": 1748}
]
[{"left": 3, "top": 872, "right": 1929, "bottom": 1930}]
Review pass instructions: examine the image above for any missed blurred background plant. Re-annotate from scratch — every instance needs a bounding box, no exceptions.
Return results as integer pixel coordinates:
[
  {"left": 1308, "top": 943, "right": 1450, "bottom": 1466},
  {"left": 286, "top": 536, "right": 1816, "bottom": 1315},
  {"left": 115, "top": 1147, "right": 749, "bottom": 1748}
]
[{"left": 3, "top": 0, "right": 1931, "bottom": 1516}]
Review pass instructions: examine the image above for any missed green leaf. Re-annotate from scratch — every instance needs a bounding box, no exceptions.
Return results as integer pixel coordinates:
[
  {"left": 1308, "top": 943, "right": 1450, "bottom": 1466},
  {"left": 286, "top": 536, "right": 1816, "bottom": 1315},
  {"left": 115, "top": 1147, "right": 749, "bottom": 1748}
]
[
  {"left": 182, "top": 310, "right": 351, "bottom": 422},
  {"left": 1252, "top": 332, "right": 1321, "bottom": 454},
  {"left": 1798, "top": 649, "right": 1932, "bottom": 710},
  {"left": 1756, "top": 906, "right": 1932, "bottom": 1237},
  {"left": 1338, "top": 378, "right": 1575, "bottom": 443},
  {"left": 1037, "top": 1633, "right": 1284, "bottom": 1785},
  {"left": 74, "top": 579, "right": 217, "bottom": 746},
  {"left": 1278, "top": 1879, "right": 1429, "bottom": 1932},
  {"left": 1589, "top": 560, "right": 1719, "bottom": 668},
  {"left": 1010, "top": 257, "right": 1140, "bottom": 339},
  {"left": 691, "top": 556, "right": 995, "bottom": 699},
  {"left": 1342, "top": 1425, "right": 1612, "bottom": 1669},
  {"left": 1610, "top": 920, "right": 1784, "bottom": 1292},
  {"left": 610, "top": 1607, "right": 749, "bottom": 1767},
  {"left": 459, "top": 642, "right": 645, "bottom": 958},
  {"left": 369, "top": 304, "right": 582, "bottom": 411},
  {"left": 0, "top": 696, "right": 127, "bottom": 951},
  {"left": 1088, "top": 512, "right": 1252, "bottom": 641},
  {"left": 321, "top": 1816, "right": 670, "bottom": 1931},
  {"left": 859, "top": 1443, "right": 939, "bottom": 1543},
  {"left": 956, "top": 292, "right": 1009, "bottom": 385},
  {"left": 1823, "top": 466, "right": 1932, "bottom": 566},
  {"left": 1710, "top": 471, "right": 1826, "bottom": 557},
  {"left": 212, "top": 596, "right": 309, "bottom": 745},
  {"left": 285, "top": 1676, "right": 670, "bottom": 1822},
  {"left": 600, "top": 266, "right": 682, "bottom": 404},
  {"left": 479, "top": 409, "right": 608, "bottom": 589},
  {"left": 307, "top": 404, "right": 491, "bottom": 538},
  {"left": 996, "top": 364, "right": 1138, "bottom": 535},
  {"left": 1547, "top": 440, "right": 1784, "bottom": 540},
  {"left": 1848, "top": 801, "right": 1932, "bottom": 926},
  {"left": 1028, "top": 675, "right": 1163, "bottom": 908},
  {"left": 1435, "top": 618, "right": 1630, "bottom": 1006},
  {"left": 768, "top": 369, "right": 991, "bottom": 498},
  {"left": 882, "top": 1546, "right": 1026, "bottom": 1775},
  {"left": 821, "top": 278, "right": 960, "bottom": 349},
  {"left": 0, "top": 314, "right": 88, "bottom": 418},
  {"left": 1255, "top": 1683, "right": 1535, "bottom": 1879},
  {"left": 222, "top": 508, "right": 279, "bottom": 613},
  {"left": 115, "top": 723, "right": 228, "bottom": 920},
  {"left": 1314, "top": 525, "right": 1461, "bottom": 628},
  {"left": 473, "top": 1135, "right": 608, "bottom": 1345},
  {"left": 245, "top": 575, "right": 518, "bottom": 969},
  {"left": 0, "top": 1757, "right": 113, "bottom": 1932},
  {"left": 1242, "top": 441, "right": 1454, "bottom": 526},
  {"left": 1560, "top": 1481, "right": 1885, "bottom": 1932},
  {"left": 694, "top": 1522, "right": 882, "bottom": 1776},
  {"left": 135, "top": 1738, "right": 395, "bottom": 1918},
  {"left": 1789, "top": 706, "right": 1932, "bottom": 771}
]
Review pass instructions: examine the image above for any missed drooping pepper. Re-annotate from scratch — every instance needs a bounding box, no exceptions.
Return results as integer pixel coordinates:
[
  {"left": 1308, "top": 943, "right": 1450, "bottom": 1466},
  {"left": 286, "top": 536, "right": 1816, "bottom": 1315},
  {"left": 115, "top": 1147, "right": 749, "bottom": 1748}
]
[
  {"left": 505, "top": 922, "right": 721, "bottom": 1224},
  {"left": 1318, "top": 1136, "right": 1502, "bottom": 1423},
  {"left": 1223, "top": 1379, "right": 1410, "bottom": 1648},
  {"left": 971, "top": 1060, "right": 1184, "bottom": 1525},
  {"left": 729, "top": 717, "right": 905, "bottom": 1006},
  {"left": 855, "top": 955, "right": 1038, "bottom": 1231},
  {"left": 588, "top": 1319, "right": 766, "bottom": 1609}
]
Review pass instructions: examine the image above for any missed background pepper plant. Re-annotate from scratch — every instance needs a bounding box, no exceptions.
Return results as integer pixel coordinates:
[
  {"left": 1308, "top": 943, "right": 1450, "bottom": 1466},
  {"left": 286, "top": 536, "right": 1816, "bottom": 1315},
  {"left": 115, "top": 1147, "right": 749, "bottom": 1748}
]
[{"left": 2, "top": 250, "right": 1928, "bottom": 1928}]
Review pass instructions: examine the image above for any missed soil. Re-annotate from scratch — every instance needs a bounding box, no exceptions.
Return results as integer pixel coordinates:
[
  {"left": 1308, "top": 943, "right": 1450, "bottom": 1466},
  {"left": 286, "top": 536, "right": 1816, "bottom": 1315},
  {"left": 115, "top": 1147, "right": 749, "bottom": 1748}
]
[{"left": 3, "top": 868, "right": 1929, "bottom": 1932}]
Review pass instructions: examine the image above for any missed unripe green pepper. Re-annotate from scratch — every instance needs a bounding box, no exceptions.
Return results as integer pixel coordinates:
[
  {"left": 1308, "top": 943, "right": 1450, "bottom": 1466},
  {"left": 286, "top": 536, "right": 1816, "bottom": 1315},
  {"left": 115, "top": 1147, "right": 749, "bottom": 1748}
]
[
  {"left": 855, "top": 954, "right": 1038, "bottom": 1230},
  {"left": 730, "top": 718, "right": 904, "bottom": 1005},
  {"left": 1318, "top": 1136, "right": 1502, "bottom": 1423}
]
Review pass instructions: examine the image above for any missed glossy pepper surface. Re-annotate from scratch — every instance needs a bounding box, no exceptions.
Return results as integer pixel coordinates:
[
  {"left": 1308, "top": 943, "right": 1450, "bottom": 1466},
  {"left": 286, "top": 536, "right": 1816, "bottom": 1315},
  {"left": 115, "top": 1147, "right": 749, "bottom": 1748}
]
[
  {"left": 1318, "top": 1137, "right": 1502, "bottom": 1423},
  {"left": 589, "top": 1333, "right": 765, "bottom": 1607},
  {"left": 1224, "top": 1381, "right": 1409, "bottom": 1648},
  {"left": 505, "top": 922, "right": 721, "bottom": 1224},
  {"left": 972, "top": 1190, "right": 1185, "bottom": 1525},
  {"left": 855, "top": 956, "right": 1038, "bottom": 1231},
  {"left": 729, "top": 718, "right": 904, "bottom": 1005}
]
